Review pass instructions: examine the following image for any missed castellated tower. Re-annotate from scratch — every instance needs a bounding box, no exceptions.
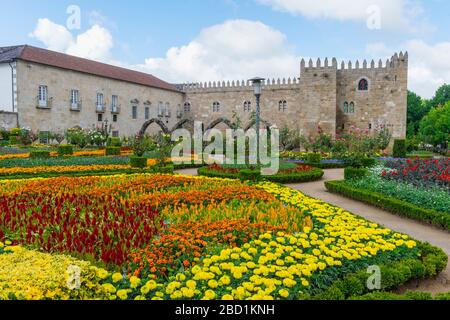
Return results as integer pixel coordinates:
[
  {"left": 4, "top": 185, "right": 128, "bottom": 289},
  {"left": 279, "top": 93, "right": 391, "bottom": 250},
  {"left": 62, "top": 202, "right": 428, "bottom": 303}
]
[
  {"left": 336, "top": 52, "right": 408, "bottom": 138},
  {"left": 182, "top": 52, "right": 408, "bottom": 140}
]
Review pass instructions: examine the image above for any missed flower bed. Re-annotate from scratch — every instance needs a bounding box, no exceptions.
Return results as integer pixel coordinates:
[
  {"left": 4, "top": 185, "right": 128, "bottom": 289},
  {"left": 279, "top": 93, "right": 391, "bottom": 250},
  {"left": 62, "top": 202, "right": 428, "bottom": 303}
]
[
  {"left": 198, "top": 163, "right": 324, "bottom": 183},
  {"left": 0, "top": 174, "right": 446, "bottom": 300},
  {"left": 382, "top": 158, "right": 450, "bottom": 191}
]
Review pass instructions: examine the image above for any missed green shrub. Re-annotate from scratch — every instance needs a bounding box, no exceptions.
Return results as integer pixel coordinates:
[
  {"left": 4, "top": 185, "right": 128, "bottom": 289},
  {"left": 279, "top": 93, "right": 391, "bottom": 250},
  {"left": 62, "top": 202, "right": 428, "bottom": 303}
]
[
  {"left": 393, "top": 139, "right": 407, "bottom": 158},
  {"left": 105, "top": 146, "right": 121, "bottom": 156},
  {"left": 238, "top": 169, "right": 262, "bottom": 182},
  {"left": 57, "top": 144, "right": 74, "bottom": 156},
  {"left": 29, "top": 150, "right": 51, "bottom": 159},
  {"left": 152, "top": 164, "right": 175, "bottom": 174},
  {"left": 344, "top": 167, "right": 368, "bottom": 180},
  {"left": 130, "top": 156, "right": 148, "bottom": 168},
  {"left": 0, "top": 130, "right": 11, "bottom": 141},
  {"left": 361, "top": 157, "right": 376, "bottom": 168},
  {"left": 9, "top": 128, "right": 21, "bottom": 136},
  {"left": 9, "top": 136, "right": 18, "bottom": 145},
  {"left": 307, "top": 153, "right": 322, "bottom": 164},
  {"left": 325, "top": 181, "right": 450, "bottom": 230},
  {"left": 107, "top": 137, "right": 122, "bottom": 147}
]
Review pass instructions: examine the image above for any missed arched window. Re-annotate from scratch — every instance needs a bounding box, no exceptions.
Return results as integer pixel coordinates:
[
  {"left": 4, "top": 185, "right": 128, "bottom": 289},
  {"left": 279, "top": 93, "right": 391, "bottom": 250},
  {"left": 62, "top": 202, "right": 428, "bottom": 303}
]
[
  {"left": 212, "top": 102, "right": 220, "bottom": 112},
  {"left": 358, "top": 78, "right": 369, "bottom": 91},
  {"left": 349, "top": 102, "right": 355, "bottom": 113},
  {"left": 184, "top": 102, "right": 191, "bottom": 112},
  {"left": 279, "top": 100, "right": 287, "bottom": 112},
  {"left": 343, "top": 102, "right": 349, "bottom": 113},
  {"left": 244, "top": 101, "right": 251, "bottom": 112}
]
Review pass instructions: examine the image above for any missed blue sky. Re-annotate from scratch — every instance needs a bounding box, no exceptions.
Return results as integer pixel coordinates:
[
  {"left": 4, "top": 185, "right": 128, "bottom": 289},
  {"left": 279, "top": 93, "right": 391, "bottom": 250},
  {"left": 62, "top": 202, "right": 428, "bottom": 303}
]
[{"left": 1, "top": 0, "right": 449, "bottom": 98}]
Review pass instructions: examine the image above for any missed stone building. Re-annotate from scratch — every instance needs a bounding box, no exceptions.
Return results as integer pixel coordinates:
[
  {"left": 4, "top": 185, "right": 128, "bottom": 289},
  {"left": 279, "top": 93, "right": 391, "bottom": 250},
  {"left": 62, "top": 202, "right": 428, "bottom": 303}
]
[{"left": 0, "top": 45, "right": 408, "bottom": 141}]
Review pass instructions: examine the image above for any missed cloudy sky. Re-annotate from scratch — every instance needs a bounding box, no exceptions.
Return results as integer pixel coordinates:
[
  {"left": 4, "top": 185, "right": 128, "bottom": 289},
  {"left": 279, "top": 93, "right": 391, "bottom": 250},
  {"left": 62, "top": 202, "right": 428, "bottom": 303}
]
[{"left": 1, "top": 0, "right": 449, "bottom": 98}]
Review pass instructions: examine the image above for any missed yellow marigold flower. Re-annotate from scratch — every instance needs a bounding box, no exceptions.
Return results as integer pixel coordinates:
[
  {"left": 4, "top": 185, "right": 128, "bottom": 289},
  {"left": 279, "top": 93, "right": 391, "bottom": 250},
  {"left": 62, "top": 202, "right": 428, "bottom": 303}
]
[
  {"left": 117, "top": 289, "right": 129, "bottom": 300},
  {"left": 186, "top": 280, "right": 197, "bottom": 289},
  {"left": 96, "top": 268, "right": 109, "bottom": 280},
  {"left": 208, "top": 280, "right": 218, "bottom": 289},
  {"left": 176, "top": 274, "right": 186, "bottom": 281},
  {"left": 203, "top": 290, "right": 216, "bottom": 300},
  {"left": 112, "top": 273, "right": 123, "bottom": 283},
  {"left": 301, "top": 279, "right": 310, "bottom": 287},
  {"left": 283, "top": 278, "right": 297, "bottom": 288},
  {"left": 129, "top": 276, "right": 141, "bottom": 289},
  {"left": 222, "top": 294, "right": 234, "bottom": 300},
  {"left": 219, "top": 276, "right": 231, "bottom": 286},
  {"left": 278, "top": 289, "right": 289, "bottom": 298},
  {"left": 102, "top": 283, "right": 117, "bottom": 294}
]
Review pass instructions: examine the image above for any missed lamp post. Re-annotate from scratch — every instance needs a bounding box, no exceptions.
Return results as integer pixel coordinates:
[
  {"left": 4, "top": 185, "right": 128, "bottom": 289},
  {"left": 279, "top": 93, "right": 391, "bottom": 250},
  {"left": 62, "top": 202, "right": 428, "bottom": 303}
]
[{"left": 249, "top": 77, "right": 265, "bottom": 166}]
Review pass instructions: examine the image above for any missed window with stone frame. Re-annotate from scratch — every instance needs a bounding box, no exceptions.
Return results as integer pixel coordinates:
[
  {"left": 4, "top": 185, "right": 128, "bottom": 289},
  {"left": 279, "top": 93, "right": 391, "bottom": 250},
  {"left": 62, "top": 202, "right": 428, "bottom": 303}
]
[
  {"left": 213, "top": 102, "right": 220, "bottom": 112},
  {"left": 349, "top": 102, "right": 355, "bottom": 114},
  {"left": 145, "top": 106, "right": 150, "bottom": 120},
  {"left": 344, "top": 102, "right": 349, "bottom": 113},
  {"left": 132, "top": 105, "right": 138, "bottom": 120},
  {"left": 244, "top": 101, "right": 251, "bottom": 112},
  {"left": 358, "top": 78, "right": 369, "bottom": 91},
  {"left": 279, "top": 100, "right": 287, "bottom": 112},
  {"left": 184, "top": 102, "right": 191, "bottom": 112}
]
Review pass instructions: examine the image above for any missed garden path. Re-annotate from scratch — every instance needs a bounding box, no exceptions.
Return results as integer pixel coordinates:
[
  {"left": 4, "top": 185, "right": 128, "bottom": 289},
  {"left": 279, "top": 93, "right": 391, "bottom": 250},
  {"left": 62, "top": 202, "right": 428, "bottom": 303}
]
[{"left": 175, "top": 168, "right": 450, "bottom": 294}]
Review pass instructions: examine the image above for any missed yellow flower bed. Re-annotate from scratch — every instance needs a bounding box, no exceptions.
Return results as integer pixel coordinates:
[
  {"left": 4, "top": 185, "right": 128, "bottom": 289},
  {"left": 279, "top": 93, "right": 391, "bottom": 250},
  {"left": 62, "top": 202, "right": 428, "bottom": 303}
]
[{"left": 0, "top": 245, "right": 111, "bottom": 300}]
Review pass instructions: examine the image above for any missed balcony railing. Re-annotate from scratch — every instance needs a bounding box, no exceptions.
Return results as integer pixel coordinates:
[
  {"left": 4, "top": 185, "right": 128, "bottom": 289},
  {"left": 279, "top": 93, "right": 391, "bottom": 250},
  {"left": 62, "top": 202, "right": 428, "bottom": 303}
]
[
  {"left": 36, "top": 96, "right": 53, "bottom": 109},
  {"left": 111, "top": 105, "right": 121, "bottom": 114},
  {"left": 70, "top": 101, "right": 82, "bottom": 111},
  {"left": 96, "top": 103, "right": 106, "bottom": 113}
]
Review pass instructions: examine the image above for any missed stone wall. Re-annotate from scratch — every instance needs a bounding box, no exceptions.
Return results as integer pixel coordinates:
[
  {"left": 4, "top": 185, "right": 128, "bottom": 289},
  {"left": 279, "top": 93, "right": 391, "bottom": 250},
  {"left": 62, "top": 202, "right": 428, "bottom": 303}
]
[
  {"left": 0, "top": 111, "right": 18, "bottom": 130},
  {"left": 15, "top": 60, "right": 185, "bottom": 137}
]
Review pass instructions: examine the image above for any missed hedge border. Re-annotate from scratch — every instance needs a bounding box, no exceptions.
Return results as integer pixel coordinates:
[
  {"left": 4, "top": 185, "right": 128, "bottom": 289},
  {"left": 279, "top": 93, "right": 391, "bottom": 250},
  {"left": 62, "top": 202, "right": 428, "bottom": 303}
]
[
  {"left": 325, "top": 180, "right": 450, "bottom": 231},
  {"left": 198, "top": 166, "right": 324, "bottom": 183},
  {"left": 311, "top": 242, "right": 448, "bottom": 300},
  {"left": 0, "top": 167, "right": 174, "bottom": 181}
]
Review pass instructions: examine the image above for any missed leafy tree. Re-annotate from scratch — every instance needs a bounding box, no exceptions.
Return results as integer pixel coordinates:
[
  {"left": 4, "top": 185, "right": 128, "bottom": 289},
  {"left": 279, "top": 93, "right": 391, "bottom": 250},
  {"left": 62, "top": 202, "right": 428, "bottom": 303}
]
[
  {"left": 427, "top": 84, "right": 450, "bottom": 109},
  {"left": 407, "top": 91, "right": 429, "bottom": 137},
  {"left": 419, "top": 101, "right": 450, "bottom": 147}
]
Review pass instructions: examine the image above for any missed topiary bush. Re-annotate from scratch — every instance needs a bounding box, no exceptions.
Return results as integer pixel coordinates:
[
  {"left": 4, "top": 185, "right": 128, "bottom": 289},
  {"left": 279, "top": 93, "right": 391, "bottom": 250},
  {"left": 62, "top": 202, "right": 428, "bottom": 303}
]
[
  {"left": 344, "top": 167, "right": 368, "bottom": 180},
  {"left": 393, "top": 139, "right": 407, "bottom": 158},
  {"left": 361, "top": 157, "right": 376, "bottom": 168},
  {"left": 107, "top": 137, "right": 122, "bottom": 147},
  {"left": 130, "top": 156, "right": 148, "bottom": 168},
  {"left": 29, "top": 150, "right": 51, "bottom": 159},
  {"left": 307, "top": 152, "right": 322, "bottom": 164},
  {"left": 105, "top": 147, "right": 121, "bottom": 156},
  {"left": 57, "top": 144, "right": 74, "bottom": 156}
]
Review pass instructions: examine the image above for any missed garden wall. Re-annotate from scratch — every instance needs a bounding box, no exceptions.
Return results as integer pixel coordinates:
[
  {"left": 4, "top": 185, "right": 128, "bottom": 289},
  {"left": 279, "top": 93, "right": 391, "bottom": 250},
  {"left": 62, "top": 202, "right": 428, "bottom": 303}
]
[{"left": 0, "top": 111, "right": 18, "bottom": 130}]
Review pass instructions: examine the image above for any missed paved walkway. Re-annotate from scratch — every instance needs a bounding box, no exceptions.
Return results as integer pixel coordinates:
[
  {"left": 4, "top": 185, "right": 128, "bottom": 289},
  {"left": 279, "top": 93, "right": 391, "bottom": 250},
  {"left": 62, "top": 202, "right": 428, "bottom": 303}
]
[{"left": 176, "top": 168, "right": 450, "bottom": 293}]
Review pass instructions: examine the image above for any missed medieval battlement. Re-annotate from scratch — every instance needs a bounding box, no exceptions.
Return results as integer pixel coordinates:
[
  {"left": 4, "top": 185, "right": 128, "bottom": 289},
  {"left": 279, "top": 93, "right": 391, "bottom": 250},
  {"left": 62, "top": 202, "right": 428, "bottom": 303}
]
[{"left": 181, "top": 77, "right": 301, "bottom": 93}]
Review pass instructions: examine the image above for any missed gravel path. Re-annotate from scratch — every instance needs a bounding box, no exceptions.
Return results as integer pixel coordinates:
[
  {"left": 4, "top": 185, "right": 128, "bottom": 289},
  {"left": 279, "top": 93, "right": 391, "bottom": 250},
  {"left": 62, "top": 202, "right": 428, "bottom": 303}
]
[{"left": 175, "top": 168, "right": 450, "bottom": 294}]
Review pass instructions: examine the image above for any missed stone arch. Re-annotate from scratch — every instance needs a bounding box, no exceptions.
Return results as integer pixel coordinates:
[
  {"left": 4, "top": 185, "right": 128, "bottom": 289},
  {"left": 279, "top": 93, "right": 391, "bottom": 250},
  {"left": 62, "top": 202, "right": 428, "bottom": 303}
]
[
  {"left": 138, "top": 118, "right": 170, "bottom": 137},
  {"left": 244, "top": 119, "right": 272, "bottom": 131},
  {"left": 171, "top": 118, "right": 194, "bottom": 132},
  {"left": 205, "top": 118, "right": 234, "bottom": 131}
]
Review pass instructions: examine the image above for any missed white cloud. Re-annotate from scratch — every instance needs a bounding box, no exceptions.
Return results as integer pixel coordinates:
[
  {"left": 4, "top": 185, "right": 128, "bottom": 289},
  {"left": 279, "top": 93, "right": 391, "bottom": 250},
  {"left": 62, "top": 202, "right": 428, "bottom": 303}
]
[
  {"left": 366, "top": 40, "right": 450, "bottom": 98},
  {"left": 139, "top": 20, "right": 299, "bottom": 82},
  {"left": 30, "top": 18, "right": 114, "bottom": 62},
  {"left": 257, "top": 0, "right": 424, "bottom": 31}
]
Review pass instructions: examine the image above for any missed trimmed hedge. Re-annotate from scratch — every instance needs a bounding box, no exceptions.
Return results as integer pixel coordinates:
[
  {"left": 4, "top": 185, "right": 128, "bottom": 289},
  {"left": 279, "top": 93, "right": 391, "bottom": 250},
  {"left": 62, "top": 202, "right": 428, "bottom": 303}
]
[
  {"left": 313, "top": 242, "right": 448, "bottom": 300},
  {"left": 304, "top": 161, "right": 346, "bottom": 169},
  {"left": 107, "top": 137, "right": 122, "bottom": 147},
  {"left": 393, "top": 139, "right": 407, "bottom": 158},
  {"left": 238, "top": 169, "right": 262, "bottom": 182},
  {"left": 344, "top": 167, "right": 368, "bottom": 180},
  {"left": 325, "top": 180, "right": 450, "bottom": 230},
  {"left": 29, "top": 150, "right": 51, "bottom": 159},
  {"left": 130, "top": 156, "right": 148, "bottom": 168},
  {"left": 198, "top": 166, "right": 324, "bottom": 183},
  {"left": 307, "top": 153, "right": 322, "bottom": 164},
  {"left": 57, "top": 144, "right": 74, "bottom": 156},
  {"left": 105, "top": 146, "right": 121, "bottom": 156}
]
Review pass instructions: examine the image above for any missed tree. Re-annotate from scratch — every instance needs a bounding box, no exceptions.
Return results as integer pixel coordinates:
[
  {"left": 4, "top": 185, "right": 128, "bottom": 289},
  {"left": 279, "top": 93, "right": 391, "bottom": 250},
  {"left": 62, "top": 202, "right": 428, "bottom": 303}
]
[
  {"left": 407, "top": 91, "right": 429, "bottom": 137},
  {"left": 419, "top": 101, "right": 450, "bottom": 147},
  {"left": 427, "top": 84, "right": 450, "bottom": 109}
]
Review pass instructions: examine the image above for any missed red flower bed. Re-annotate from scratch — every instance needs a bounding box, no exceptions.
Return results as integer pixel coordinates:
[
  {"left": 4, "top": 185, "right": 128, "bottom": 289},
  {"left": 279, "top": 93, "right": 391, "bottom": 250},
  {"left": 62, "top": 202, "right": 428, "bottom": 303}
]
[
  {"left": 0, "top": 193, "right": 163, "bottom": 266},
  {"left": 382, "top": 158, "right": 450, "bottom": 190}
]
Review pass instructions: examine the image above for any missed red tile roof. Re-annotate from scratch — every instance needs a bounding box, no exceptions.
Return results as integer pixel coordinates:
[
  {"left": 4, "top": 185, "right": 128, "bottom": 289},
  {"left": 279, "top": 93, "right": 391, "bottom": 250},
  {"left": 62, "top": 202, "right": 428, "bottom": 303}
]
[{"left": 3, "top": 45, "right": 179, "bottom": 92}]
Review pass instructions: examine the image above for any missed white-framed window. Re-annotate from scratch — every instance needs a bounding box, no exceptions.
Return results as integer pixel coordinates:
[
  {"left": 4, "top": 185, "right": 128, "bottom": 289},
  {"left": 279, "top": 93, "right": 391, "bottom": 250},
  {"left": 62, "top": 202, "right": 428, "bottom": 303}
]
[
  {"left": 96, "top": 93, "right": 104, "bottom": 106},
  {"left": 165, "top": 102, "right": 171, "bottom": 117},
  {"left": 112, "top": 95, "right": 118, "bottom": 107},
  {"left": 145, "top": 106, "right": 150, "bottom": 120},
  {"left": 38, "top": 85, "right": 48, "bottom": 102},
  {"left": 132, "top": 105, "right": 138, "bottom": 120},
  {"left": 70, "top": 89, "right": 79, "bottom": 104},
  {"left": 158, "top": 102, "right": 164, "bottom": 117}
]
